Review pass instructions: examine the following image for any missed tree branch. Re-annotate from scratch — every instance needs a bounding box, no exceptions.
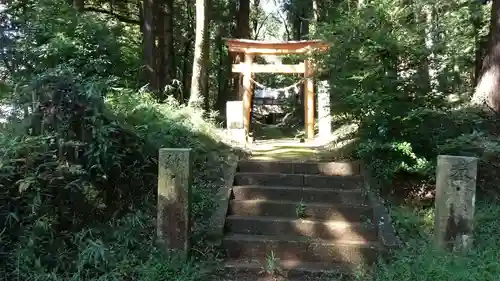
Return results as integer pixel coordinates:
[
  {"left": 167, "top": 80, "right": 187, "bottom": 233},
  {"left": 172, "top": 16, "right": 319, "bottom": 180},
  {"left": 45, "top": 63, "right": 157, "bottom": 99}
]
[
  {"left": 83, "top": 6, "right": 140, "bottom": 24},
  {"left": 272, "top": 0, "right": 291, "bottom": 40},
  {"left": 0, "top": 50, "right": 14, "bottom": 75},
  {"left": 253, "top": 13, "right": 270, "bottom": 40}
]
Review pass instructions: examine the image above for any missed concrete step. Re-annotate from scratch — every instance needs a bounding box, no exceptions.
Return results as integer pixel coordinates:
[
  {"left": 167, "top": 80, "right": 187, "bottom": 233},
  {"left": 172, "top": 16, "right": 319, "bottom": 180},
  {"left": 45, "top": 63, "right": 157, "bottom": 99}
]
[
  {"left": 231, "top": 186, "right": 367, "bottom": 205},
  {"left": 223, "top": 234, "right": 380, "bottom": 264},
  {"left": 229, "top": 199, "right": 373, "bottom": 221},
  {"left": 225, "top": 216, "right": 377, "bottom": 241},
  {"left": 224, "top": 259, "right": 354, "bottom": 279},
  {"left": 234, "top": 172, "right": 362, "bottom": 189},
  {"left": 238, "top": 160, "right": 361, "bottom": 176}
]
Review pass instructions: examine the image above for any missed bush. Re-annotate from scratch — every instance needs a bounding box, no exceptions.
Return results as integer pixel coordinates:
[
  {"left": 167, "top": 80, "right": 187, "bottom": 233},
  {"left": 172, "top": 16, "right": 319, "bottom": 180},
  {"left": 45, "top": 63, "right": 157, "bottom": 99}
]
[
  {"left": 317, "top": 0, "right": 496, "bottom": 188},
  {"left": 355, "top": 108, "right": 487, "bottom": 181},
  {"left": 357, "top": 202, "right": 500, "bottom": 281},
  {"left": 0, "top": 70, "right": 238, "bottom": 280}
]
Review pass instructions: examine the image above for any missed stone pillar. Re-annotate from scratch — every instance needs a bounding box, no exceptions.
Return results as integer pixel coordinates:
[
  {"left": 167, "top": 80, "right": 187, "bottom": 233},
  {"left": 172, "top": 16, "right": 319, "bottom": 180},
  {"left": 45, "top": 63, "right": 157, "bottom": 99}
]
[
  {"left": 317, "top": 81, "right": 332, "bottom": 139},
  {"left": 434, "top": 155, "right": 478, "bottom": 251},
  {"left": 242, "top": 53, "right": 254, "bottom": 140},
  {"left": 226, "top": 101, "right": 246, "bottom": 144},
  {"left": 157, "top": 148, "right": 192, "bottom": 254},
  {"left": 304, "top": 60, "right": 315, "bottom": 140}
]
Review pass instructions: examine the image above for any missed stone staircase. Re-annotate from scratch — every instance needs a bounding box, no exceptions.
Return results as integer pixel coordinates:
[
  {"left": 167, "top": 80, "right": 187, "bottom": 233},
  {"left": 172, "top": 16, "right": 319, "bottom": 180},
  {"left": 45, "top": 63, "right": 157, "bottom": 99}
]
[{"left": 221, "top": 159, "right": 388, "bottom": 277}]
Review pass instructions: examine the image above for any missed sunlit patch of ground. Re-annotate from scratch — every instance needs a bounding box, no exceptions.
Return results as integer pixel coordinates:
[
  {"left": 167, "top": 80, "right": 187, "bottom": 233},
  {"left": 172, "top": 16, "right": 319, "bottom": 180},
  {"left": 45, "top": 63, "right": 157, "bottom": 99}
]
[{"left": 250, "top": 123, "right": 359, "bottom": 162}]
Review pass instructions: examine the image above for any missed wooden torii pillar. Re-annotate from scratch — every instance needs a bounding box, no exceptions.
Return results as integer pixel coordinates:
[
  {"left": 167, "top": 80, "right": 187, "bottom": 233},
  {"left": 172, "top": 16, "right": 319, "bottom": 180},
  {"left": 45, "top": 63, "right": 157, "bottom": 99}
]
[{"left": 224, "top": 39, "right": 328, "bottom": 141}]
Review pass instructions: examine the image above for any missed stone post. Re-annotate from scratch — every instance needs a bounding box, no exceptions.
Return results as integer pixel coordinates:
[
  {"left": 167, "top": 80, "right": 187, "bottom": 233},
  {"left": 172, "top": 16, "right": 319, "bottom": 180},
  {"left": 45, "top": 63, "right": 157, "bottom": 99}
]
[
  {"left": 317, "top": 81, "right": 332, "bottom": 140},
  {"left": 157, "top": 148, "right": 192, "bottom": 255},
  {"left": 304, "top": 60, "right": 315, "bottom": 140},
  {"left": 434, "top": 155, "right": 478, "bottom": 251},
  {"left": 226, "top": 101, "right": 246, "bottom": 143}
]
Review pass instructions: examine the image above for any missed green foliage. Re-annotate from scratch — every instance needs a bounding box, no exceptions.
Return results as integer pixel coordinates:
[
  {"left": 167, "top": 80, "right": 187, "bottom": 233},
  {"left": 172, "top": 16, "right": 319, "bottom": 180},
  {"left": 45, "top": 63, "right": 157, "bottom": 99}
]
[
  {"left": 295, "top": 199, "right": 307, "bottom": 219},
  {"left": 259, "top": 250, "right": 282, "bottom": 277},
  {"left": 318, "top": 0, "right": 494, "bottom": 183},
  {"left": 6, "top": 210, "right": 209, "bottom": 281},
  {"left": 0, "top": 67, "right": 235, "bottom": 280},
  {"left": 0, "top": 1, "right": 244, "bottom": 279},
  {"left": 6, "top": 0, "right": 139, "bottom": 85},
  {"left": 355, "top": 202, "right": 500, "bottom": 281}
]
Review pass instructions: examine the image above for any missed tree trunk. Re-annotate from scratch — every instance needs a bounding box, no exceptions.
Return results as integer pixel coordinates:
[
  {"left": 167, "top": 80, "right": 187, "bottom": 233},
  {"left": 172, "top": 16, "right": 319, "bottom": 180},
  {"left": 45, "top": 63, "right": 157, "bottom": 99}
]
[
  {"left": 311, "top": 0, "right": 319, "bottom": 35},
  {"left": 188, "top": 0, "right": 209, "bottom": 108},
  {"left": 251, "top": 0, "right": 260, "bottom": 39},
  {"left": 424, "top": 4, "right": 439, "bottom": 95},
  {"left": 301, "top": 15, "right": 309, "bottom": 40},
  {"left": 156, "top": 3, "right": 166, "bottom": 98},
  {"left": 181, "top": 40, "right": 192, "bottom": 103},
  {"left": 216, "top": 25, "right": 225, "bottom": 113},
  {"left": 142, "top": 0, "right": 158, "bottom": 91},
  {"left": 154, "top": 0, "right": 175, "bottom": 101},
  {"left": 216, "top": 22, "right": 232, "bottom": 115},
  {"left": 232, "top": 0, "right": 250, "bottom": 99},
  {"left": 237, "top": 0, "right": 251, "bottom": 39},
  {"left": 470, "top": 1, "right": 488, "bottom": 86},
  {"left": 229, "top": 0, "right": 238, "bottom": 100},
  {"left": 293, "top": 14, "right": 301, "bottom": 40},
  {"left": 472, "top": 0, "right": 500, "bottom": 112},
  {"left": 73, "top": 0, "right": 84, "bottom": 12},
  {"left": 475, "top": 38, "right": 489, "bottom": 86},
  {"left": 165, "top": 0, "right": 175, "bottom": 83},
  {"left": 201, "top": 0, "right": 211, "bottom": 110}
]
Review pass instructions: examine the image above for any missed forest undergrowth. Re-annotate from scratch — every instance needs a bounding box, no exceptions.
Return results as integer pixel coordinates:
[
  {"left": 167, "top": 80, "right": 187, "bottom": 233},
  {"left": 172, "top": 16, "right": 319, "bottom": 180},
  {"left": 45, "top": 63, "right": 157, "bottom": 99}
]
[{"left": 0, "top": 78, "right": 245, "bottom": 281}]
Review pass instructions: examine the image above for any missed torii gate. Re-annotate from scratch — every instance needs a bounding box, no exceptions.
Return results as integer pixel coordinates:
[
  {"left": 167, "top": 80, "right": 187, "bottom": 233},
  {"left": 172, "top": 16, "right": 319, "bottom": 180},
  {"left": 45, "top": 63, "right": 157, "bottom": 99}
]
[{"left": 225, "top": 39, "right": 328, "bottom": 141}]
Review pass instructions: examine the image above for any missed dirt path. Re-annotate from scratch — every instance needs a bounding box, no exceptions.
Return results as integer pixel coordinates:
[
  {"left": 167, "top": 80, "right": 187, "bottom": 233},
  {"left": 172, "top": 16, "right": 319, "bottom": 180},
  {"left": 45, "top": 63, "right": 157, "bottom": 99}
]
[
  {"left": 249, "top": 139, "right": 354, "bottom": 162},
  {"left": 249, "top": 123, "right": 359, "bottom": 162}
]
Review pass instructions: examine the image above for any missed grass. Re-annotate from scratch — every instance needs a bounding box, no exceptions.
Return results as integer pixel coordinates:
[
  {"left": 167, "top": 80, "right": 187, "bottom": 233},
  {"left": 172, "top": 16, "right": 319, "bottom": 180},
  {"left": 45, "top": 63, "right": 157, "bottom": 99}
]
[
  {"left": 296, "top": 199, "right": 307, "bottom": 219},
  {"left": 0, "top": 89, "right": 239, "bottom": 281},
  {"left": 259, "top": 250, "right": 282, "bottom": 277},
  {"left": 358, "top": 200, "right": 500, "bottom": 281}
]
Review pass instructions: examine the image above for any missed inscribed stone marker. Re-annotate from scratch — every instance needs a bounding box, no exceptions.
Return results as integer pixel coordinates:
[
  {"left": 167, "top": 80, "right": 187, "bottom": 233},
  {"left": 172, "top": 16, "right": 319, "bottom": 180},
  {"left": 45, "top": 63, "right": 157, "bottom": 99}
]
[
  {"left": 434, "top": 155, "right": 477, "bottom": 251},
  {"left": 317, "top": 81, "right": 332, "bottom": 139},
  {"left": 157, "top": 148, "right": 192, "bottom": 254}
]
